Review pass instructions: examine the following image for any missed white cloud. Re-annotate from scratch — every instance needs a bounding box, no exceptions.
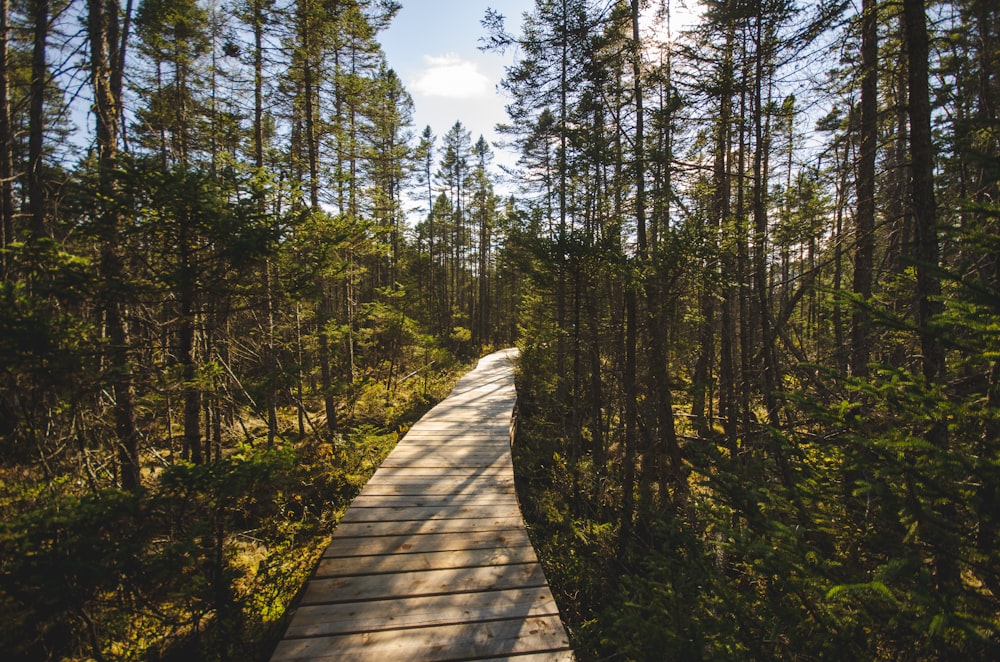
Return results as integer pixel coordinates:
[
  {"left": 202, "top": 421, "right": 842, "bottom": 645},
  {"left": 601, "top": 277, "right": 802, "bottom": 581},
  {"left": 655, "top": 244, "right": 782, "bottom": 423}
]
[{"left": 410, "top": 53, "right": 493, "bottom": 99}]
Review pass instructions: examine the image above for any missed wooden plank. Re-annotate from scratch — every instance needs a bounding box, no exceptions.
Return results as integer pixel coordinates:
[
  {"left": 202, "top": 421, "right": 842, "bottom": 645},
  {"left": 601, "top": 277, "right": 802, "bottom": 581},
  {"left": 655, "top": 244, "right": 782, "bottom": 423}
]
[
  {"left": 399, "top": 430, "right": 511, "bottom": 439},
  {"left": 383, "top": 453, "right": 510, "bottom": 464},
  {"left": 385, "top": 447, "right": 509, "bottom": 458},
  {"left": 394, "top": 444, "right": 510, "bottom": 451},
  {"left": 363, "top": 470, "right": 513, "bottom": 481},
  {"left": 378, "top": 454, "right": 512, "bottom": 463},
  {"left": 339, "top": 503, "right": 522, "bottom": 523},
  {"left": 393, "top": 445, "right": 511, "bottom": 453},
  {"left": 359, "top": 478, "right": 515, "bottom": 495},
  {"left": 271, "top": 615, "right": 572, "bottom": 662},
  {"left": 398, "top": 434, "right": 510, "bottom": 440},
  {"left": 349, "top": 495, "right": 519, "bottom": 510},
  {"left": 396, "top": 439, "right": 511, "bottom": 447},
  {"left": 367, "top": 466, "right": 514, "bottom": 479},
  {"left": 398, "top": 431, "right": 510, "bottom": 438},
  {"left": 416, "top": 414, "right": 513, "bottom": 421},
  {"left": 357, "top": 486, "right": 516, "bottom": 499},
  {"left": 484, "top": 653, "right": 576, "bottom": 662},
  {"left": 332, "top": 516, "right": 527, "bottom": 538},
  {"left": 402, "top": 428, "right": 510, "bottom": 433},
  {"left": 282, "top": 587, "right": 561, "bottom": 638},
  {"left": 300, "top": 563, "right": 549, "bottom": 605},
  {"left": 415, "top": 414, "right": 513, "bottom": 423},
  {"left": 315, "top": 545, "right": 538, "bottom": 577},
  {"left": 417, "top": 413, "right": 513, "bottom": 419},
  {"left": 422, "top": 412, "right": 511, "bottom": 419},
  {"left": 382, "top": 460, "right": 514, "bottom": 469},
  {"left": 378, "top": 457, "right": 513, "bottom": 469},
  {"left": 364, "top": 477, "right": 515, "bottom": 488},
  {"left": 404, "top": 422, "right": 509, "bottom": 430},
  {"left": 364, "top": 475, "right": 515, "bottom": 486},
  {"left": 391, "top": 449, "right": 511, "bottom": 455},
  {"left": 361, "top": 478, "right": 515, "bottom": 496},
  {"left": 420, "top": 408, "right": 514, "bottom": 416},
  {"left": 384, "top": 452, "right": 510, "bottom": 462},
  {"left": 380, "top": 451, "right": 513, "bottom": 462},
  {"left": 323, "top": 529, "right": 532, "bottom": 558},
  {"left": 361, "top": 478, "right": 515, "bottom": 494},
  {"left": 377, "top": 462, "right": 514, "bottom": 472},
  {"left": 402, "top": 428, "right": 511, "bottom": 436}
]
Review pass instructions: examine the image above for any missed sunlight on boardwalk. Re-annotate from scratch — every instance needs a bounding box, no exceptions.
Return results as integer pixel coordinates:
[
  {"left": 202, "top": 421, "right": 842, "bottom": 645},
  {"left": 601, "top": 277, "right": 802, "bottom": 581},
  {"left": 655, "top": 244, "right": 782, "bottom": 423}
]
[{"left": 271, "top": 349, "right": 573, "bottom": 661}]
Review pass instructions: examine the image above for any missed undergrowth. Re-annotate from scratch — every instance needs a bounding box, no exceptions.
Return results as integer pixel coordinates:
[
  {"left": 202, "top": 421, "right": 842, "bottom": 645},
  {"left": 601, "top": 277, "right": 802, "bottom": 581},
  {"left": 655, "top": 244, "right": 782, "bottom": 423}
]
[
  {"left": 512, "top": 348, "right": 1000, "bottom": 661},
  {"left": 0, "top": 360, "right": 468, "bottom": 661}
]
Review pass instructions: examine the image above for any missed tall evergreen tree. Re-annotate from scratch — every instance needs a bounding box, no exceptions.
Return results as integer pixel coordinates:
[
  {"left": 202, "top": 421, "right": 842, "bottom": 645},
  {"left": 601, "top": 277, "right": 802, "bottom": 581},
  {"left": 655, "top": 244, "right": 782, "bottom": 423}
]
[
  {"left": 0, "top": 0, "right": 14, "bottom": 274},
  {"left": 88, "top": 0, "right": 141, "bottom": 488}
]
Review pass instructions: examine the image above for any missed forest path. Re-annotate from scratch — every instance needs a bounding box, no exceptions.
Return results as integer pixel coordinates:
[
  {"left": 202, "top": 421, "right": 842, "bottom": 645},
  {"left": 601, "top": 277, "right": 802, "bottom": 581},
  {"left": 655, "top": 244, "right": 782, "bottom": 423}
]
[{"left": 270, "top": 348, "right": 573, "bottom": 661}]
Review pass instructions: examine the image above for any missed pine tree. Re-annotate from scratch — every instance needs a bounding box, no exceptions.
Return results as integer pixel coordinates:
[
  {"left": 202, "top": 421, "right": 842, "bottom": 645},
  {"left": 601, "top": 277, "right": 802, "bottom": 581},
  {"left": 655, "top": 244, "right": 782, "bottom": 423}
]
[
  {"left": 0, "top": 0, "right": 14, "bottom": 274},
  {"left": 88, "top": 0, "right": 141, "bottom": 488}
]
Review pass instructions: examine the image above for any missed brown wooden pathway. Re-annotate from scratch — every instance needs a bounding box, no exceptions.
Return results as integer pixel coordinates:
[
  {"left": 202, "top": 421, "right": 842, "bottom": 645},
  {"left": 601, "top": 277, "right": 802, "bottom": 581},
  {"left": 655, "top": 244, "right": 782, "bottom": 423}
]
[{"left": 271, "top": 348, "right": 573, "bottom": 661}]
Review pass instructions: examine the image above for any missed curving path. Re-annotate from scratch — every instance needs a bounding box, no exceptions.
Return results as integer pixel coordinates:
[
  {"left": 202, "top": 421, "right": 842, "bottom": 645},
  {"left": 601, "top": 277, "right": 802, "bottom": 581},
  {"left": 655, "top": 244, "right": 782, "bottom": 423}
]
[{"left": 271, "top": 348, "right": 573, "bottom": 661}]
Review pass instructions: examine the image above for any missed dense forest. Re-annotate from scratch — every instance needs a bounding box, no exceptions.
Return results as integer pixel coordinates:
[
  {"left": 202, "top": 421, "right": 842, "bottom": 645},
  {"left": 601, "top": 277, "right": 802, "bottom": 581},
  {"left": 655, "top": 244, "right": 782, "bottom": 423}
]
[
  {"left": 493, "top": 0, "right": 1000, "bottom": 659},
  {"left": 0, "top": 0, "right": 518, "bottom": 657},
  {"left": 0, "top": 0, "right": 997, "bottom": 659}
]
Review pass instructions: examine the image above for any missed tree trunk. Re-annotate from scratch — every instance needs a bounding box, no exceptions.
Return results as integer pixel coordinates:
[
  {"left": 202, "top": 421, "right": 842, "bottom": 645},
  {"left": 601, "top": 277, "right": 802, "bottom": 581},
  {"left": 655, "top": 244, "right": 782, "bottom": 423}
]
[
  {"left": 715, "top": 24, "right": 738, "bottom": 455},
  {"left": 852, "top": 0, "right": 877, "bottom": 378},
  {"left": 619, "top": 277, "right": 639, "bottom": 552},
  {"left": 555, "top": 0, "right": 569, "bottom": 417},
  {"left": 253, "top": 0, "right": 278, "bottom": 447},
  {"left": 315, "top": 281, "right": 337, "bottom": 435},
  {"left": 253, "top": 0, "right": 264, "bottom": 170},
  {"left": 902, "top": 0, "right": 944, "bottom": 383},
  {"left": 89, "top": 0, "right": 140, "bottom": 489},
  {"left": 0, "top": 0, "right": 13, "bottom": 276},
  {"left": 903, "top": 0, "right": 954, "bottom": 594},
  {"left": 28, "top": 0, "right": 48, "bottom": 237},
  {"left": 752, "top": 10, "right": 780, "bottom": 430},
  {"left": 301, "top": 0, "right": 319, "bottom": 209},
  {"left": 833, "top": 140, "right": 848, "bottom": 374},
  {"left": 736, "top": 40, "right": 753, "bottom": 439},
  {"left": 694, "top": 18, "right": 726, "bottom": 441},
  {"left": 613, "top": 81, "right": 636, "bottom": 552},
  {"left": 587, "top": 277, "right": 604, "bottom": 467},
  {"left": 426, "top": 136, "right": 437, "bottom": 333},
  {"left": 478, "top": 199, "right": 490, "bottom": 347},
  {"left": 632, "top": 0, "right": 681, "bottom": 505},
  {"left": 0, "top": 0, "right": 14, "bottom": 280},
  {"left": 296, "top": 303, "right": 306, "bottom": 436},
  {"left": 179, "top": 212, "right": 202, "bottom": 464}
]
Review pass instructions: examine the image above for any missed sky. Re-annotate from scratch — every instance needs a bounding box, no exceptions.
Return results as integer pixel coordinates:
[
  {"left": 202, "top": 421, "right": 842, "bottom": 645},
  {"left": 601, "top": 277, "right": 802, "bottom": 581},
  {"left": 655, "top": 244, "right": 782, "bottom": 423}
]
[
  {"left": 379, "top": 0, "right": 536, "bottom": 175},
  {"left": 379, "top": 1, "right": 704, "bottom": 174}
]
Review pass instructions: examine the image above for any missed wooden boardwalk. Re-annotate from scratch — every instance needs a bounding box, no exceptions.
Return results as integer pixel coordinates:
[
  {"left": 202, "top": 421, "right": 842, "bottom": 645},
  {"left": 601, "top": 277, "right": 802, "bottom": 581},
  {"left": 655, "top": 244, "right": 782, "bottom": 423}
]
[{"left": 271, "top": 348, "right": 573, "bottom": 661}]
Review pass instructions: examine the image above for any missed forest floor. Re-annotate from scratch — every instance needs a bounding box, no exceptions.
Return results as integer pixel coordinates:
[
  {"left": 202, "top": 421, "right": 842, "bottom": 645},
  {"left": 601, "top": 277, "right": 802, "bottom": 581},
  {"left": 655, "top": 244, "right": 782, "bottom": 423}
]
[{"left": 0, "top": 359, "right": 475, "bottom": 661}]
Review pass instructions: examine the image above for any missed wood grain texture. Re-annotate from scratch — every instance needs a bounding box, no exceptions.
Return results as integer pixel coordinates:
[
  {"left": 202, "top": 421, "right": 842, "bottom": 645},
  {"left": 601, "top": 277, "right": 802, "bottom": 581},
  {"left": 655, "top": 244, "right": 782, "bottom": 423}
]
[
  {"left": 281, "top": 587, "right": 561, "bottom": 638},
  {"left": 272, "top": 615, "right": 571, "bottom": 661},
  {"left": 315, "top": 546, "right": 539, "bottom": 577},
  {"left": 270, "top": 349, "right": 573, "bottom": 661},
  {"left": 322, "top": 529, "right": 532, "bottom": 558}
]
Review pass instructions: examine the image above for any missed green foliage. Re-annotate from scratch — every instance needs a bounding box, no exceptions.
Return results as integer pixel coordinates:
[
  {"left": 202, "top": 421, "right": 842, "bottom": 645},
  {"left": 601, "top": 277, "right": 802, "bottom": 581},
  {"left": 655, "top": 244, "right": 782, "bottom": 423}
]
[
  {"left": 0, "top": 242, "right": 100, "bottom": 464},
  {"left": 513, "top": 264, "right": 1000, "bottom": 659},
  {"left": 0, "top": 444, "right": 353, "bottom": 660},
  {"left": 0, "top": 328, "right": 465, "bottom": 659},
  {"left": 126, "top": 159, "right": 278, "bottom": 286}
]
